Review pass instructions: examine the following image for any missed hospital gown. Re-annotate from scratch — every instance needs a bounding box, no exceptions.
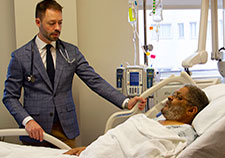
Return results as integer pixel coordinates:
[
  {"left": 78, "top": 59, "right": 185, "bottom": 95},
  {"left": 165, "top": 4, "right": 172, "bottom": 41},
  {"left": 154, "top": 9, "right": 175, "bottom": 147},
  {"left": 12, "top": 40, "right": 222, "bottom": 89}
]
[
  {"left": 165, "top": 124, "right": 197, "bottom": 146},
  {"left": 155, "top": 115, "right": 197, "bottom": 146}
]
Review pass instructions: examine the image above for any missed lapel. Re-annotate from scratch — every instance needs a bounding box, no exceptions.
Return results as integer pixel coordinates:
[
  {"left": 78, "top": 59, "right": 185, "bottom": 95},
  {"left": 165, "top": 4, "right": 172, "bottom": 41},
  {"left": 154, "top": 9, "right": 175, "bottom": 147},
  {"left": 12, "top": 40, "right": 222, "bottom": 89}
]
[
  {"left": 27, "top": 38, "right": 66, "bottom": 92},
  {"left": 54, "top": 47, "right": 65, "bottom": 93},
  {"left": 27, "top": 39, "right": 53, "bottom": 91}
]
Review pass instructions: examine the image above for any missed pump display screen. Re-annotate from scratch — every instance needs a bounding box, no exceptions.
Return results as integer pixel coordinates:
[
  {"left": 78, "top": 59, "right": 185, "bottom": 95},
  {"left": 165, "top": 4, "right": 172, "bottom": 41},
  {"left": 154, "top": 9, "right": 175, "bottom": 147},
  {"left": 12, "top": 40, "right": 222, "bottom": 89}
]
[{"left": 130, "top": 72, "right": 139, "bottom": 86}]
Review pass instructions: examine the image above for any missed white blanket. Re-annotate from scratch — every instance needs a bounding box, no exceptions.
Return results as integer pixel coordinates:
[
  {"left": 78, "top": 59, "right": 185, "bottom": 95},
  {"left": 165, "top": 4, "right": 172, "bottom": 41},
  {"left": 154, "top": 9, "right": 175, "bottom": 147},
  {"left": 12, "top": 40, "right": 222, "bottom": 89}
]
[
  {"left": 80, "top": 114, "right": 187, "bottom": 158},
  {"left": 0, "top": 141, "right": 78, "bottom": 158}
]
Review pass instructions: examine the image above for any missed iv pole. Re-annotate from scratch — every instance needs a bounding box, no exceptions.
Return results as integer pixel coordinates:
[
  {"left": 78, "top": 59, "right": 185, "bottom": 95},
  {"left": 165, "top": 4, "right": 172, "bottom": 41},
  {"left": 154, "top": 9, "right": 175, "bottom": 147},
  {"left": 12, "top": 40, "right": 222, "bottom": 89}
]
[{"left": 143, "top": 0, "right": 148, "bottom": 66}]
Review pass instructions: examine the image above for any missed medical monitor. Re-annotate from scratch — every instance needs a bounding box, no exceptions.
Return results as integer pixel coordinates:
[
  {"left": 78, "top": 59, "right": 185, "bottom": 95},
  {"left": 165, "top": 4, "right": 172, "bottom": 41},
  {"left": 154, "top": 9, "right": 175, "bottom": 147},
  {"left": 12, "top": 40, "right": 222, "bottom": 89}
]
[{"left": 126, "top": 66, "right": 144, "bottom": 97}]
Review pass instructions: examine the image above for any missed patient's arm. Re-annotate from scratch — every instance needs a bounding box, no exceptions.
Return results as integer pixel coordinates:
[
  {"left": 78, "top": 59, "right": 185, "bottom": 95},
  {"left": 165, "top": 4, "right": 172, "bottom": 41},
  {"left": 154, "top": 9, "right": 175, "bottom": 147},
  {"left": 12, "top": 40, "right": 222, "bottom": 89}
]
[{"left": 64, "top": 146, "right": 86, "bottom": 156}]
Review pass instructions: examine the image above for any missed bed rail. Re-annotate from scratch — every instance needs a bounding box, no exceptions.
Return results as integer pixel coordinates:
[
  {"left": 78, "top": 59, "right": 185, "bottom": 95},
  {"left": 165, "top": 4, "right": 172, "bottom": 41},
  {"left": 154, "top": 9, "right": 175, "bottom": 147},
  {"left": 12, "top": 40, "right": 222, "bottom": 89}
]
[
  {"left": 104, "top": 71, "right": 196, "bottom": 133},
  {"left": 0, "top": 129, "right": 71, "bottom": 150}
]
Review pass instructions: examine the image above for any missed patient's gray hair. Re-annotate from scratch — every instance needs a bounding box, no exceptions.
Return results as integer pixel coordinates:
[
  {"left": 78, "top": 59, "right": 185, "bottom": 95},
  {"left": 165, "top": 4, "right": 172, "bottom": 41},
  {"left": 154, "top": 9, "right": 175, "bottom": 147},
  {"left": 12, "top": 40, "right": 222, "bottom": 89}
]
[{"left": 184, "top": 84, "right": 209, "bottom": 115}]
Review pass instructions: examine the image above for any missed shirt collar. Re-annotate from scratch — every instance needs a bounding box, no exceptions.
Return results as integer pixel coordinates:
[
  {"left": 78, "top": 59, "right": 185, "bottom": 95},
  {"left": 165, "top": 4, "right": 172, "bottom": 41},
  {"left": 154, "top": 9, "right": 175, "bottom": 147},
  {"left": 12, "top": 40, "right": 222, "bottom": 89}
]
[{"left": 35, "top": 35, "right": 56, "bottom": 50}]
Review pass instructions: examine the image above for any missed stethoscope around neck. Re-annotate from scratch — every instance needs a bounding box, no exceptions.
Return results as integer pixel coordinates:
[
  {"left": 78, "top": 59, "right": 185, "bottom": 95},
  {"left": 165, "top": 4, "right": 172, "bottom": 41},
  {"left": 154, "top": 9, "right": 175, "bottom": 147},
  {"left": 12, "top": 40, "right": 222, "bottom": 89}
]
[{"left": 27, "top": 39, "right": 76, "bottom": 83}]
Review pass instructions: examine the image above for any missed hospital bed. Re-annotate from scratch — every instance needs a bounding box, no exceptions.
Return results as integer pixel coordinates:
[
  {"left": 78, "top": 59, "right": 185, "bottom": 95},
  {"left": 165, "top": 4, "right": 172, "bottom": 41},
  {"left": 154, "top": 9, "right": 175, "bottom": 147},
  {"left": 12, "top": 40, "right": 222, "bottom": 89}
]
[
  {"left": 105, "top": 71, "right": 225, "bottom": 158},
  {"left": 0, "top": 129, "right": 75, "bottom": 158},
  {"left": 0, "top": 129, "right": 71, "bottom": 150},
  {"left": 0, "top": 71, "right": 225, "bottom": 157}
]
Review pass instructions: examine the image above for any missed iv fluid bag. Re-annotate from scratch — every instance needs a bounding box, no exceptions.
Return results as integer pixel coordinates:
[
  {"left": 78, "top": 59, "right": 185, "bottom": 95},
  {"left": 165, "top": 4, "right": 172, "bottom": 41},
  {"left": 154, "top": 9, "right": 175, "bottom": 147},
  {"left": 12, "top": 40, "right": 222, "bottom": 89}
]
[
  {"left": 152, "top": 0, "right": 163, "bottom": 23},
  {"left": 128, "top": 0, "right": 137, "bottom": 24}
]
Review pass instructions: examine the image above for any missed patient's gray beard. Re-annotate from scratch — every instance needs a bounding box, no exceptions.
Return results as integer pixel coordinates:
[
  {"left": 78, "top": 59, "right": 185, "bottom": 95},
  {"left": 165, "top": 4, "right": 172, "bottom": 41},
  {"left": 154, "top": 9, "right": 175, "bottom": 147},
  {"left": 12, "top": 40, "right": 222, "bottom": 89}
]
[{"left": 162, "top": 105, "right": 186, "bottom": 121}]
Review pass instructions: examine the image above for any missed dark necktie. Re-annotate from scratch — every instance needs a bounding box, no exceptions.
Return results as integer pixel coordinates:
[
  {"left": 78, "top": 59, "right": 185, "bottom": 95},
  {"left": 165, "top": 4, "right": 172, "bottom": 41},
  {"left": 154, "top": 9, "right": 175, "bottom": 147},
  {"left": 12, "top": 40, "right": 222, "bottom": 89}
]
[{"left": 46, "top": 44, "right": 55, "bottom": 88}]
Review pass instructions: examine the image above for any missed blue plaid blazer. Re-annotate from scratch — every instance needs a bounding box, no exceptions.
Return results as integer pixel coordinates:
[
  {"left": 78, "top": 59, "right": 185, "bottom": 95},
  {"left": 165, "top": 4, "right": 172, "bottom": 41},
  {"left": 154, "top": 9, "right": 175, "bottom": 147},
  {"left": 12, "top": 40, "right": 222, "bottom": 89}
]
[{"left": 2, "top": 37, "right": 126, "bottom": 142}]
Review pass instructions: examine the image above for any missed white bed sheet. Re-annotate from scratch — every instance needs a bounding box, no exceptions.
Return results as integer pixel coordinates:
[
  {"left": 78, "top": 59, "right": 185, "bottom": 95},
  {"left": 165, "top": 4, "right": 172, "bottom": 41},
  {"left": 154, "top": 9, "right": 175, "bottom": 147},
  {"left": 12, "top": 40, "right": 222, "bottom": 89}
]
[
  {"left": 0, "top": 141, "right": 78, "bottom": 158},
  {"left": 80, "top": 114, "right": 187, "bottom": 158}
]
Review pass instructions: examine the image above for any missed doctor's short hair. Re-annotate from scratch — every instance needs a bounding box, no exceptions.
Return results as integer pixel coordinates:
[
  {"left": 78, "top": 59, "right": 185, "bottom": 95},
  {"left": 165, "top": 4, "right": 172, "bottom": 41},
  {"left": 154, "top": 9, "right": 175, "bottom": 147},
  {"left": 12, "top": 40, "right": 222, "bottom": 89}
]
[
  {"left": 35, "top": 0, "right": 63, "bottom": 20},
  {"left": 184, "top": 84, "right": 209, "bottom": 115}
]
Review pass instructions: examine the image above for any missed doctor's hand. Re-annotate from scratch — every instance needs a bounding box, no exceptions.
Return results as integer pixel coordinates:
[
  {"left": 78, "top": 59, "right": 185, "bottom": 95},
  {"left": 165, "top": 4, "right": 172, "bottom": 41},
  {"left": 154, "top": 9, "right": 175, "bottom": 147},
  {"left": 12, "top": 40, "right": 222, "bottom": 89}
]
[
  {"left": 127, "top": 96, "right": 147, "bottom": 110},
  {"left": 25, "top": 120, "right": 44, "bottom": 142}
]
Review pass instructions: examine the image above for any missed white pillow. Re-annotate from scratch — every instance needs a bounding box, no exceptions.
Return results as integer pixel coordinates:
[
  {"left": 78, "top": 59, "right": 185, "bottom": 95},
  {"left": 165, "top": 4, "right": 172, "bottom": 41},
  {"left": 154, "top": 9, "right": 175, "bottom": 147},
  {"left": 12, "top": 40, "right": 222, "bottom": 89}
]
[
  {"left": 192, "top": 83, "right": 225, "bottom": 135},
  {"left": 178, "top": 117, "right": 225, "bottom": 158},
  {"left": 202, "top": 83, "right": 225, "bottom": 101}
]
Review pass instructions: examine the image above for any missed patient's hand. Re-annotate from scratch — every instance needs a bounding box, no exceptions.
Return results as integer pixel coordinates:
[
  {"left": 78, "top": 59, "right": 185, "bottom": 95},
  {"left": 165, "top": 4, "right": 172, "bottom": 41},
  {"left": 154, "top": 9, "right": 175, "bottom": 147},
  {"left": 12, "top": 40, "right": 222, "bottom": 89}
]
[{"left": 64, "top": 146, "right": 86, "bottom": 156}]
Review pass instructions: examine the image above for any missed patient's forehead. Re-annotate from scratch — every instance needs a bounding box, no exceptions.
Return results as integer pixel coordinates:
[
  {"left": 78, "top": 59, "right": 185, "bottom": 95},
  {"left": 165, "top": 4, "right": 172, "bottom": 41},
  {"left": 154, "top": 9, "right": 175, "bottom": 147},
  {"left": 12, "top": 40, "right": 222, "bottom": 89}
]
[{"left": 177, "top": 87, "right": 189, "bottom": 96}]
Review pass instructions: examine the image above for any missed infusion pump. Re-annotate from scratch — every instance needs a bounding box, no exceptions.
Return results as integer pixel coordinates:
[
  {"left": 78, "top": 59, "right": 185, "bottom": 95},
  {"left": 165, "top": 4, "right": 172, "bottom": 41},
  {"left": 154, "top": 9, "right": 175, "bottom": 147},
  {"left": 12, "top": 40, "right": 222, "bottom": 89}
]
[{"left": 116, "top": 65, "right": 154, "bottom": 97}]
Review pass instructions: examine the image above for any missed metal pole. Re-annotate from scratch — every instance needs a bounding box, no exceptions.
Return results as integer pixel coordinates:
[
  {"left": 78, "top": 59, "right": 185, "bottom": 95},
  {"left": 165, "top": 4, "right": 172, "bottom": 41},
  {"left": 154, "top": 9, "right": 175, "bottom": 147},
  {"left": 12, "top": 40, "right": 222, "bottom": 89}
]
[
  {"left": 211, "top": 0, "right": 219, "bottom": 60},
  {"left": 143, "top": 0, "right": 148, "bottom": 65}
]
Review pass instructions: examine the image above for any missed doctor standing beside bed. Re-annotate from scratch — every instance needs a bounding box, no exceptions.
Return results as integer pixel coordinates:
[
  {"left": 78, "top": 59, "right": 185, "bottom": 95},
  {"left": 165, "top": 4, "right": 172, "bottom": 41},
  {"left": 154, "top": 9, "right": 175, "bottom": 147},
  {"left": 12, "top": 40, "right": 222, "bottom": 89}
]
[
  {"left": 2, "top": 0, "right": 146, "bottom": 148},
  {"left": 65, "top": 84, "right": 209, "bottom": 157}
]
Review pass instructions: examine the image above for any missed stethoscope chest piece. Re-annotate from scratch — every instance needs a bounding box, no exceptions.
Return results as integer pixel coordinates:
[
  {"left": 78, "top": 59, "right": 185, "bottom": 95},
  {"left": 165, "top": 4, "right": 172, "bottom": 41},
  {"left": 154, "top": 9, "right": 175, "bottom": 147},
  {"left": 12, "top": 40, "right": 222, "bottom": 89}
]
[
  {"left": 27, "top": 75, "right": 35, "bottom": 83},
  {"left": 28, "top": 39, "right": 75, "bottom": 84}
]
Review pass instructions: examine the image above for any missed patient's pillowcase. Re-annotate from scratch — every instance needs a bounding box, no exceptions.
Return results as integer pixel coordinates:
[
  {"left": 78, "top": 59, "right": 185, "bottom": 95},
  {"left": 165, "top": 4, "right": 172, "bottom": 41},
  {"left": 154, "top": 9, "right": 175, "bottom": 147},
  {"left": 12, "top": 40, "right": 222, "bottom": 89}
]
[
  {"left": 202, "top": 83, "right": 225, "bottom": 101},
  {"left": 177, "top": 117, "right": 225, "bottom": 158},
  {"left": 192, "top": 84, "right": 225, "bottom": 135}
]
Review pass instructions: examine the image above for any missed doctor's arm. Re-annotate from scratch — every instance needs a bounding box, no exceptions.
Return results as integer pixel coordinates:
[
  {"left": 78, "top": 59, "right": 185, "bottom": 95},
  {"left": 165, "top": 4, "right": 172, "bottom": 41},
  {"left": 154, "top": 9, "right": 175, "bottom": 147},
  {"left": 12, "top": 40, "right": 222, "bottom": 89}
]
[
  {"left": 2, "top": 51, "right": 44, "bottom": 141},
  {"left": 74, "top": 47, "right": 147, "bottom": 109},
  {"left": 2, "top": 52, "right": 30, "bottom": 124}
]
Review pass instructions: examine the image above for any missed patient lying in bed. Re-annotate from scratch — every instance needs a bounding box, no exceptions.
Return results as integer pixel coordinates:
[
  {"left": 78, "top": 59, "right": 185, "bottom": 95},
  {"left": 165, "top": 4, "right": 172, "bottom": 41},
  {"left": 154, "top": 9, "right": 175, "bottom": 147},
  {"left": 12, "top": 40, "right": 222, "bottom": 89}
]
[{"left": 65, "top": 84, "right": 209, "bottom": 158}]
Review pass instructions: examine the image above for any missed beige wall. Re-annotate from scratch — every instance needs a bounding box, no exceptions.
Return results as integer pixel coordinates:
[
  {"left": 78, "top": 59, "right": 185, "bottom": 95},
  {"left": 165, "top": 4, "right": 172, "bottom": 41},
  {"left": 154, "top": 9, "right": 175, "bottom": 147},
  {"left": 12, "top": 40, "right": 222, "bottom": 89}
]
[
  {"left": 0, "top": 0, "right": 19, "bottom": 143},
  {"left": 0, "top": 0, "right": 136, "bottom": 146},
  {"left": 76, "top": 0, "right": 135, "bottom": 145},
  {"left": 14, "top": 0, "right": 78, "bottom": 48}
]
